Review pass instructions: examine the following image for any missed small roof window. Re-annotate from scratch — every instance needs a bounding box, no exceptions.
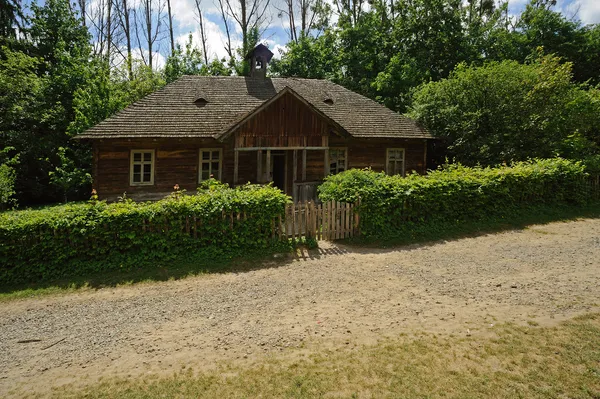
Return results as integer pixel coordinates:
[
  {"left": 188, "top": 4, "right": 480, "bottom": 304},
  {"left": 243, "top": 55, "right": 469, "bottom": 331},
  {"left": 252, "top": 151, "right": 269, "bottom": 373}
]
[
  {"left": 323, "top": 98, "right": 334, "bottom": 105},
  {"left": 194, "top": 98, "right": 208, "bottom": 107}
]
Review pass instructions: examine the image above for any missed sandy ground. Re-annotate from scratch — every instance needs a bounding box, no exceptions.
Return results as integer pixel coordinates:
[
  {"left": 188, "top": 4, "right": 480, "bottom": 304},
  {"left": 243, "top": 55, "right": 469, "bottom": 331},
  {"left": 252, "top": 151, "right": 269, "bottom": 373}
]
[{"left": 1, "top": 218, "right": 599, "bottom": 397}]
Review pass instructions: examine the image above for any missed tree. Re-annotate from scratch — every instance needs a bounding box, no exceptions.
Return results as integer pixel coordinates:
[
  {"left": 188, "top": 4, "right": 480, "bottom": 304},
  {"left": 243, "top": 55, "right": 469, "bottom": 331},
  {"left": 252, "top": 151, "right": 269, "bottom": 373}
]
[
  {"left": 0, "top": 0, "right": 97, "bottom": 204},
  {"left": 276, "top": 0, "right": 331, "bottom": 42},
  {"left": 0, "top": 0, "right": 25, "bottom": 39},
  {"left": 164, "top": 34, "right": 205, "bottom": 82},
  {"left": 133, "top": 0, "right": 165, "bottom": 70},
  {"left": 166, "top": 0, "right": 175, "bottom": 55},
  {"left": 217, "top": 0, "right": 272, "bottom": 65},
  {"left": 115, "top": 0, "right": 134, "bottom": 79},
  {"left": 409, "top": 54, "right": 600, "bottom": 166},
  {"left": 194, "top": 0, "right": 210, "bottom": 65},
  {"left": 270, "top": 31, "right": 338, "bottom": 79},
  {"left": 48, "top": 147, "right": 91, "bottom": 203},
  {"left": 0, "top": 147, "right": 18, "bottom": 209}
]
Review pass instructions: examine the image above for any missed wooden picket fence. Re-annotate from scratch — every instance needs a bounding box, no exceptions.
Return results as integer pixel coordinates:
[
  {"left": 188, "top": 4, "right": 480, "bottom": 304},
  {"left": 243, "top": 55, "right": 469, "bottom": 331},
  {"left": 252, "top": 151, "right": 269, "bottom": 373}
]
[
  {"left": 275, "top": 200, "right": 359, "bottom": 241},
  {"left": 587, "top": 175, "right": 600, "bottom": 200}
]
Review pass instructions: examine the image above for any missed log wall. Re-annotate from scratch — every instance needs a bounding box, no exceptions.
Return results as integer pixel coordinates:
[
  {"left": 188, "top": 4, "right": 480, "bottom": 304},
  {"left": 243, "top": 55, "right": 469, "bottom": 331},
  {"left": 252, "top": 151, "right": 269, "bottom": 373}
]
[
  {"left": 330, "top": 137, "right": 428, "bottom": 174},
  {"left": 92, "top": 136, "right": 428, "bottom": 200}
]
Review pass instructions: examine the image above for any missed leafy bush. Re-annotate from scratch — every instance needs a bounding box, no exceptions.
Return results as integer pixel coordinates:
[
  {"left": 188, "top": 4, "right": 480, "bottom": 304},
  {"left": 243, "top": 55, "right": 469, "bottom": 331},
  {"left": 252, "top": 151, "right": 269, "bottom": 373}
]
[
  {"left": 0, "top": 184, "right": 289, "bottom": 284},
  {"left": 409, "top": 55, "right": 600, "bottom": 166},
  {"left": 0, "top": 163, "right": 16, "bottom": 209},
  {"left": 319, "top": 159, "right": 593, "bottom": 239}
]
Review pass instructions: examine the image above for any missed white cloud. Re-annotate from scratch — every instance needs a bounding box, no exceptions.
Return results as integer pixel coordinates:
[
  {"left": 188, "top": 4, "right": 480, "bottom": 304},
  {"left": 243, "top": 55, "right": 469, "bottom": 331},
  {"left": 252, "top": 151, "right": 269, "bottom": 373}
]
[
  {"left": 562, "top": 0, "right": 600, "bottom": 24},
  {"left": 263, "top": 38, "right": 286, "bottom": 59},
  {"left": 131, "top": 47, "right": 167, "bottom": 69},
  {"left": 176, "top": 16, "right": 242, "bottom": 60},
  {"left": 171, "top": 0, "right": 198, "bottom": 27}
]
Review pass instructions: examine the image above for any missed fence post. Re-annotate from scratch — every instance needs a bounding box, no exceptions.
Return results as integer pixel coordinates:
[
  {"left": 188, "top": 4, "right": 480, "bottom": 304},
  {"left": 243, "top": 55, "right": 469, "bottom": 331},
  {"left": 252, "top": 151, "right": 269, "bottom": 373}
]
[{"left": 354, "top": 198, "right": 361, "bottom": 237}]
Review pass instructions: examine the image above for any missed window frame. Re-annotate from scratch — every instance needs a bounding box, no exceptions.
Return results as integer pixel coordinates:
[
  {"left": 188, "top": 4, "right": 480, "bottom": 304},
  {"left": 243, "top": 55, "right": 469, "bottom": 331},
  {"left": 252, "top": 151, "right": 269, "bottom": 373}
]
[
  {"left": 129, "top": 149, "right": 155, "bottom": 186},
  {"left": 198, "top": 148, "right": 223, "bottom": 182},
  {"left": 328, "top": 147, "right": 348, "bottom": 175},
  {"left": 386, "top": 148, "right": 406, "bottom": 177}
]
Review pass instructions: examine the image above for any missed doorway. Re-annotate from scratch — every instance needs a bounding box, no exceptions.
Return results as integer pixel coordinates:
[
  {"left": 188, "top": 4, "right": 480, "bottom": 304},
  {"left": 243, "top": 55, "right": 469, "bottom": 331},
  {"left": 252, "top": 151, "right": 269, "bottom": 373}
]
[{"left": 271, "top": 151, "right": 286, "bottom": 193}]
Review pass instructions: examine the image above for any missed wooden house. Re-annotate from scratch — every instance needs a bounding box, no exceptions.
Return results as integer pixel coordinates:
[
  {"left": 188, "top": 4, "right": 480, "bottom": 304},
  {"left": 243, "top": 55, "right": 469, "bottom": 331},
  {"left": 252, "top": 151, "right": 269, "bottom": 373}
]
[{"left": 76, "top": 44, "right": 434, "bottom": 201}]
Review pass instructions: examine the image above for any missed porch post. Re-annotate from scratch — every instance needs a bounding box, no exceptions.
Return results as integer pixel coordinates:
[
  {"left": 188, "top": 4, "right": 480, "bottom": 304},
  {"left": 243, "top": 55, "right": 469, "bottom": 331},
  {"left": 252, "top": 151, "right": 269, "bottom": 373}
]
[
  {"left": 324, "top": 149, "right": 329, "bottom": 177},
  {"left": 293, "top": 149, "right": 298, "bottom": 202},
  {"left": 293, "top": 150, "right": 298, "bottom": 183},
  {"left": 257, "top": 150, "right": 262, "bottom": 183},
  {"left": 233, "top": 150, "right": 239, "bottom": 186},
  {"left": 266, "top": 149, "right": 271, "bottom": 182},
  {"left": 302, "top": 149, "right": 307, "bottom": 182}
]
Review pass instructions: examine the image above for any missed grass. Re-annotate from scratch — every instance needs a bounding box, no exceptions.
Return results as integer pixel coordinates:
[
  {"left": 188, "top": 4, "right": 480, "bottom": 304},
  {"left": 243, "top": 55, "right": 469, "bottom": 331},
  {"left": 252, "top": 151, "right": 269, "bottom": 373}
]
[
  {"left": 38, "top": 313, "right": 600, "bottom": 398},
  {"left": 2, "top": 203, "right": 599, "bottom": 303}
]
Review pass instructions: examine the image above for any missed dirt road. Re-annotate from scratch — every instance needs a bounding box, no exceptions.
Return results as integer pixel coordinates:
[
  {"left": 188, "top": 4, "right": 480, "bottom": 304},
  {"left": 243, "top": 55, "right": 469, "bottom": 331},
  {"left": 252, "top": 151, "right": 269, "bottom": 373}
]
[{"left": 1, "top": 218, "right": 599, "bottom": 397}]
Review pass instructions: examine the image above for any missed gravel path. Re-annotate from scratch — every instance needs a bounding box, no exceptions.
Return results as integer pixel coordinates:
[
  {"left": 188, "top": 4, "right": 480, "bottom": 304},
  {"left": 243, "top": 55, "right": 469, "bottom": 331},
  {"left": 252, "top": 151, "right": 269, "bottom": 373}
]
[{"left": 1, "top": 218, "right": 599, "bottom": 397}]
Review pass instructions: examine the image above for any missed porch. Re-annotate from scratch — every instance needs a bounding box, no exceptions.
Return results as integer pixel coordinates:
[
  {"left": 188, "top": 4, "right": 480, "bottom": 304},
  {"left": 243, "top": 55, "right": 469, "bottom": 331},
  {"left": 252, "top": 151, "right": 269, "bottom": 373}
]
[{"left": 232, "top": 145, "right": 331, "bottom": 203}]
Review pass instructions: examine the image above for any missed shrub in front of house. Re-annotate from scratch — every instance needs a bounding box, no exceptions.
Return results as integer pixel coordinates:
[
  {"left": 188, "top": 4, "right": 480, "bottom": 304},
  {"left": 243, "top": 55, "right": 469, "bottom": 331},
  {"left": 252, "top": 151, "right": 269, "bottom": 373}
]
[
  {"left": 318, "top": 158, "right": 593, "bottom": 239},
  {"left": 0, "top": 182, "right": 288, "bottom": 284}
]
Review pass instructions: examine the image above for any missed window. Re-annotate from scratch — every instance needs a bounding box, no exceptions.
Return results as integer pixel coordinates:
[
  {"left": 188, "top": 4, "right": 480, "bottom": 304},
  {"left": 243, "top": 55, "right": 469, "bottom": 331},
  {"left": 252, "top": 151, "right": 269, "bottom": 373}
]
[
  {"left": 329, "top": 148, "right": 347, "bottom": 175},
  {"left": 387, "top": 148, "right": 405, "bottom": 176},
  {"left": 199, "top": 149, "right": 222, "bottom": 181},
  {"left": 130, "top": 150, "right": 154, "bottom": 185}
]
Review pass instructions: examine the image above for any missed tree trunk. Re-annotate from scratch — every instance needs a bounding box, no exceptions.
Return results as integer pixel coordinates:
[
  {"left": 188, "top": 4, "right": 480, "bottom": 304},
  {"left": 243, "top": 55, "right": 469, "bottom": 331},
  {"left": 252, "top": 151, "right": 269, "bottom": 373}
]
[
  {"left": 167, "top": 0, "right": 175, "bottom": 55},
  {"left": 195, "top": 0, "right": 210, "bottom": 65},
  {"left": 145, "top": 0, "right": 153, "bottom": 69},
  {"left": 123, "top": 0, "right": 133, "bottom": 80}
]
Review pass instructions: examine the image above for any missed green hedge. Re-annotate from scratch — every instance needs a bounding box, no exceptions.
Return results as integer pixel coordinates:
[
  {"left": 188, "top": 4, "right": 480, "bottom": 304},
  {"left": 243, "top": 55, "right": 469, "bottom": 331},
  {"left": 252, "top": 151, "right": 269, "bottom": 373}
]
[
  {"left": 0, "top": 183, "right": 288, "bottom": 284},
  {"left": 318, "top": 158, "right": 595, "bottom": 239}
]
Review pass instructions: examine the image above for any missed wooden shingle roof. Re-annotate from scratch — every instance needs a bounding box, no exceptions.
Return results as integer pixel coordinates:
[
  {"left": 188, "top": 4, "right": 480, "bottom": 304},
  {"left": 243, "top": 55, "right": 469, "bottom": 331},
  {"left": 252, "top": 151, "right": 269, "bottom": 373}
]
[{"left": 76, "top": 76, "right": 432, "bottom": 140}]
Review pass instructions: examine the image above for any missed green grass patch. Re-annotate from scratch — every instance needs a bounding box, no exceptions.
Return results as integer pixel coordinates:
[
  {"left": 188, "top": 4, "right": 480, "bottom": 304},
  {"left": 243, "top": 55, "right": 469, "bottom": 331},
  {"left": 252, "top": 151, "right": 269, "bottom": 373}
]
[{"left": 38, "top": 314, "right": 600, "bottom": 398}]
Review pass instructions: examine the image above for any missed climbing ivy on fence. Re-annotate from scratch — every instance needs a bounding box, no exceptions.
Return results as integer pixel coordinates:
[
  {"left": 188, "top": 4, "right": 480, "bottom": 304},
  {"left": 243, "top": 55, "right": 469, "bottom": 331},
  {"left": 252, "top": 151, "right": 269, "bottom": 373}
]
[
  {"left": 0, "top": 182, "right": 289, "bottom": 284},
  {"left": 318, "top": 158, "right": 597, "bottom": 240}
]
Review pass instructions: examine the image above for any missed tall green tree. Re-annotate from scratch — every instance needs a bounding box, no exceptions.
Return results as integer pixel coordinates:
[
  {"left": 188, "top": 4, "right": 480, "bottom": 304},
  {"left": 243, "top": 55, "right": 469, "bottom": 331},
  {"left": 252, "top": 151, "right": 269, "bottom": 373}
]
[
  {"left": 1, "top": 0, "right": 95, "bottom": 203},
  {"left": 0, "top": 0, "right": 24, "bottom": 39},
  {"left": 409, "top": 54, "right": 600, "bottom": 166}
]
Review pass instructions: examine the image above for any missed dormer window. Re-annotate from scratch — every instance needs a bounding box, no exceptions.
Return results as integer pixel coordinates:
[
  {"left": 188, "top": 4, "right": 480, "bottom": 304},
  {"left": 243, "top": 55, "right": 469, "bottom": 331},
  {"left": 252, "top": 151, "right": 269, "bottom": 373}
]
[
  {"left": 324, "top": 98, "right": 334, "bottom": 105},
  {"left": 194, "top": 98, "right": 208, "bottom": 107}
]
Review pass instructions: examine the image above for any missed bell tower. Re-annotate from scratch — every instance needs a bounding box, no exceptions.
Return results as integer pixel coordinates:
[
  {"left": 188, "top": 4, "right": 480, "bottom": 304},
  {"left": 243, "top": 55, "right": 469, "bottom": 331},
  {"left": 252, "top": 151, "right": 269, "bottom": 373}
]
[{"left": 246, "top": 43, "right": 274, "bottom": 79}]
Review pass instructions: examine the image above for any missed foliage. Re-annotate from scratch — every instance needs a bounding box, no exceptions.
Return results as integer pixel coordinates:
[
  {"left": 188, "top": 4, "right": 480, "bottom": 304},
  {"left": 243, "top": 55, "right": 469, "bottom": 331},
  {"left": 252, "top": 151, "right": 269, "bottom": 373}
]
[
  {"left": 164, "top": 34, "right": 233, "bottom": 83},
  {"left": 270, "top": 32, "right": 339, "bottom": 80},
  {"left": 0, "top": 147, "right": 19, "bottom": 209},
  {"left": 318, "top": 159, "right": 593, "bottom": 239},
  {"left": 48, "top": 147, "right": 92, "bottom": 203},
  {"left": 0, "top": 164, "right": 16, "bottom": 209},
  {"left": 164, "top": 34, "right": 206, "bottom": 83},
  {"left": 0, "top": 0, "right": 25, "bottom": 39},
  {"left": 0, "top": 184, "right": 289, "bottom": 285},
  {"left": 0, "top": 0, "right": 94, "bottom": 204},
  {"left": 409, "top": 55, "right": 600, "bottom": 166}
]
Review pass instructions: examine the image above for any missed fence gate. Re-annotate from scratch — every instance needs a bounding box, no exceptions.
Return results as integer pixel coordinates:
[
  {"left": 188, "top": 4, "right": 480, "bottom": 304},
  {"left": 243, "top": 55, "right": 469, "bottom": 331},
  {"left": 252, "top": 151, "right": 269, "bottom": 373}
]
[{"left": 275, "top": 200, "right": 359, "bottom": 241}]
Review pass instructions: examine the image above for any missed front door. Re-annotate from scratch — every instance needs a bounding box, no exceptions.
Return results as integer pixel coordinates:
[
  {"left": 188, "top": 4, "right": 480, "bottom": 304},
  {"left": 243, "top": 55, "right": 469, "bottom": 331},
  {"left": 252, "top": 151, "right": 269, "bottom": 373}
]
[{"left": 271, "top": 151, "right": 286, "bottom": 193}]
